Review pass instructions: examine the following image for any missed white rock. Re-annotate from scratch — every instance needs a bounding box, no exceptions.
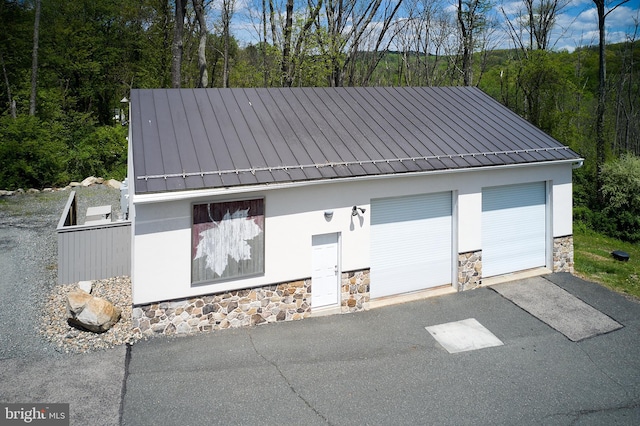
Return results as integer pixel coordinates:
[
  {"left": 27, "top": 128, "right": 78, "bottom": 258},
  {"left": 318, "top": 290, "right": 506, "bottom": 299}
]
[
  {"left": 81, "top": 176, "right": 98, "bottom": 187},
  {"left": 66, "top": 289, "right": 121, "bottom": 333},
  {"left": 105, "top": 179, "right": 121, "bottom": 190},
  {"left": 78, "top": 281, "right": 93, "bottom": 293},
  {"left": 69, "top": 182, "right": 81, "bottom": 187}
]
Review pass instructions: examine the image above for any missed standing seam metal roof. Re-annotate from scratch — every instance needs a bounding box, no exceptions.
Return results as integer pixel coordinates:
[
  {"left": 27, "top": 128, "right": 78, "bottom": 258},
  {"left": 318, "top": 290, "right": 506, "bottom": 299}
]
[{"left": 130, "top": 86, "right": 581, "bottom": 195}]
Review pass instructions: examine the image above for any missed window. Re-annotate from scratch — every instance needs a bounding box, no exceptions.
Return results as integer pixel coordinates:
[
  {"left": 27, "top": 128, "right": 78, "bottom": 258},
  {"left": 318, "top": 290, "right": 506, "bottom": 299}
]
[{"left": 192, "top": 199, "right": 264, "bottom": 284}]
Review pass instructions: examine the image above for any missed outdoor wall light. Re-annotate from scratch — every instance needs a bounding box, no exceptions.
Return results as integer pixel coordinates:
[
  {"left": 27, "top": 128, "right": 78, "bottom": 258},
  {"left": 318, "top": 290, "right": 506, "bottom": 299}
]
[
  {"left": 324, "top": 210, "right": 334, "bottom": 220},
  {"left": 352, "top": 206, "right": 366, "bottom": 216}
]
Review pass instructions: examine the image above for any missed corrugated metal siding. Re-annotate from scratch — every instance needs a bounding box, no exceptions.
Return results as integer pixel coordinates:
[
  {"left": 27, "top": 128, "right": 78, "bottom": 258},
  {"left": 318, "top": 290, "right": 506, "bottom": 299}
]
[
  {"left": 57, "top": 192, "right": 131, "bottom": 284},
  {"left": 131, "top": 87, "right": 581, "bottom": 195},
  {"left": 57, "top": 223, "right": 131, "bottom": 284}
]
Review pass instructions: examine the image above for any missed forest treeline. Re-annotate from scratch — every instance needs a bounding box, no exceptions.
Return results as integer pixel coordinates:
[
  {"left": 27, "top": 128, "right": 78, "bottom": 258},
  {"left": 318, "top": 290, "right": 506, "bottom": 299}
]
[{"left": 1, "top": 0, "right": 639, "bottom": 241}]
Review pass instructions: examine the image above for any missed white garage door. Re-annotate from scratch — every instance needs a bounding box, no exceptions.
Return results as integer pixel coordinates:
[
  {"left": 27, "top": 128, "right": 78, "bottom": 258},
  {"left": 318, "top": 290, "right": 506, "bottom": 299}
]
[
  {"left": 370, "top": 192, "right": 452, "bottom": 299},
  {"left": 482, "top": 182, "right": 547, "bottom": 277}
]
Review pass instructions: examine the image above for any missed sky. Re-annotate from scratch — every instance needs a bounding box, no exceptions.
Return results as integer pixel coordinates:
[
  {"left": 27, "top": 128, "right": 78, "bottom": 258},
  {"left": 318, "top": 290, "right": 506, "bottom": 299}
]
[
  {"left": 226, "top": 0, "right": 640, "bottom": 53},
  {"left": 507, "top": 0, "right": 640, "bottom": 52}
]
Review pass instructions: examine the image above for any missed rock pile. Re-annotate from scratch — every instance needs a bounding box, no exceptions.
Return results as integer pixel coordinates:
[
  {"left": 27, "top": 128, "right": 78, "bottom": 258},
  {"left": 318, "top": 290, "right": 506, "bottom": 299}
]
[{"left": 0, "top": 176, "right": 121, "bottom": 197}]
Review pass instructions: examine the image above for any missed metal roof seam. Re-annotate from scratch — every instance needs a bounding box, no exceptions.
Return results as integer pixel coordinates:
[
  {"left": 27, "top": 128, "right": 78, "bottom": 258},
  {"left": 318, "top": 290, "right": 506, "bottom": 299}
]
[
  {"left": 388, "top": 87, "right": 448, "bottom": 156},
  {"left": 297, "top": 88, "right": 360, "bottom": 170},
  {"left": 408, "top": 87, "right": 482, "bottom": 155},
  {"left": 313, "top": 88, "right": 377, "bottom": 170},
  {"left": 224, "top": 90, "right": 262, "bottom": 184},
  {"left": 192, "top": 90, "right": 221, "bottom": 184},
  {"left": 235, "top": 89, "right": 274, "bottom": 171},
  {"left": 356, "top": 88, "right": 422, "bottom": 159},
  {"left": 374, "top": 87, "right": 432, "bottom": 158},
  {"left": 255, "top": 88, "right": 310, "bottom": 179},
  {"left": 331, "top": 88, "right": 409, "bottom": 173},
  {"left": 428, "top": 87, "right": 496, "bottom": 154},
  {"left": 270, "top": 89, "right": 328, "bottom": 178},
  {"left": 241, "top": 88, "right": 288, "bottom": 173},
  {"left": 203, "top": 89, "right": 239, "bottom": 185},
  {"left": 178, "top": 89, "right": 205, "bottom": 190}
]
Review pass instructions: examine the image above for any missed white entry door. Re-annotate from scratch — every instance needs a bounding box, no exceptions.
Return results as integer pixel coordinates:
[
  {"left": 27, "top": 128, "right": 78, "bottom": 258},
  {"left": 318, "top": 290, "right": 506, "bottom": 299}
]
[{"left": 312, "top": 233, "right": 340, "bottom": 308}]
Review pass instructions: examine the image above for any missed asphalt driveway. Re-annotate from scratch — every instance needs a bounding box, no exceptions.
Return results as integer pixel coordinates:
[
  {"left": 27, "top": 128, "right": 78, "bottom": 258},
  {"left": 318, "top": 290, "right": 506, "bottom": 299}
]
[{"left": 121, "top": 273, "right": 640, "bottom": 425}]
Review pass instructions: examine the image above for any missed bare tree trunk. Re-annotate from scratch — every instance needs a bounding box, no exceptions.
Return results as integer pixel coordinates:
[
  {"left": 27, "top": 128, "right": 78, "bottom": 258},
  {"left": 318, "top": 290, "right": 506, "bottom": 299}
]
[
  {"left": 221, "top": 0, "right": 235, "bottom": 88},
  {"left": 262, "top": 0, "right": 268, "bottom": 87},
  {"left": 172, "top": 0, "right": 187, "bottom": 88},
  {"left": 359, "top": 1, "right": 404, "bottom": 86},
  {"left": 193, "top": 0, "right": 208, "bottom": 88},
  {"left": 268, "top": 0, "right": 278, "bottom": 55},
  {"left": 1, "top": 50, "right": 16, "bottom": 119},
  {"left": 29, "top": 0, "right": 41, "bottom": 116},
  {"left": 281, "top": 0, "right": 294, "bottom": 86},
  {"left": 593, "top": 0, "right": 629, "bottom": 198},
  {"left": 457, "top": 0, "right": 471, "bottom": 86}
]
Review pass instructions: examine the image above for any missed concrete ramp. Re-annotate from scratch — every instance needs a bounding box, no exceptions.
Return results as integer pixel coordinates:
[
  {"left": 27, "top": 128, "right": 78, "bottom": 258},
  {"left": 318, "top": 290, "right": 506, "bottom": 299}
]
[{"left": 492, "top": 277, "right": 622, "bottom": 342}]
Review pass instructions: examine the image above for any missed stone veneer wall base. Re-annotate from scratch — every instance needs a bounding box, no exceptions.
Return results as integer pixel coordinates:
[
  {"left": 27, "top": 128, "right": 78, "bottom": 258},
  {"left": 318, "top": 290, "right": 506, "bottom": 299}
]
[
  {"left": 458, "top": 250, "right": 482, "bottom": 291},
  {"left": 132, "top": 269, "right": 372, "bottom": 337},
  {"left": 132, "top": 235, "right": 572, "bottom": 338},
  {"left": 553, "top": 235, "right": 574, "bottom": 273}
]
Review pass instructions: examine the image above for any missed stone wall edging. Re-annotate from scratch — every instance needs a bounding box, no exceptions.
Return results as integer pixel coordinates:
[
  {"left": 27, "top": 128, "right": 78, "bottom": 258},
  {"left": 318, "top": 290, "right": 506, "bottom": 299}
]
[
  {"left": 553, "top": 235, "right": 574, "bottom": 273},
  {"left": 458, "top": 250, "right": 482, "bottom": 291},
  {"left": 132, "top": 269, "right": 372, "bottom": 337}
]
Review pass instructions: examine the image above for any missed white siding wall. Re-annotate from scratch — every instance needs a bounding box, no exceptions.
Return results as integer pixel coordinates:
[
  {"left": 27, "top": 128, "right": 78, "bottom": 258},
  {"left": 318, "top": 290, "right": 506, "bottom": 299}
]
[{"left": 131, "top": 163, "right": 574, "bottom": 304}]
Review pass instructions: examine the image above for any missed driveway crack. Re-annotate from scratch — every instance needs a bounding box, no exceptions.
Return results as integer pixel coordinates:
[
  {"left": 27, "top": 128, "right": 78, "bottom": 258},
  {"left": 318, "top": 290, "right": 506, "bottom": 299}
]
[{"left": 247, "top": 329, "right": 332, "bottom": 425}]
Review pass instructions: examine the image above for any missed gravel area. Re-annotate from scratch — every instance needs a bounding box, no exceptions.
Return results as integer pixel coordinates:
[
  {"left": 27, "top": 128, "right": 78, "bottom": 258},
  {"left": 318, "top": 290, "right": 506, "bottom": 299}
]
[
  {"left": 40, "top": 276, "right": 143, "bottom": 354},
  {"left": 0, "top": 184, "right": 142, "bottom": 359}
]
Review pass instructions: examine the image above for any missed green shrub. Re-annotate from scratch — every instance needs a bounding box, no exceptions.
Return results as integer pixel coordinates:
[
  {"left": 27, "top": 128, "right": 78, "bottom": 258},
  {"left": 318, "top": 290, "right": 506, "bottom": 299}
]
[
  {"left": 0, "top": 115, "right": 68, "bottom": 189},
  {"left": 599, "top": 153, "right": 640, "bottom": 242}
]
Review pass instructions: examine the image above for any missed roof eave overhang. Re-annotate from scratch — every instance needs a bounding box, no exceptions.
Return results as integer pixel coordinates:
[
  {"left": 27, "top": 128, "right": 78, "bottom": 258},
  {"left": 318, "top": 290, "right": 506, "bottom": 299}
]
[{"left": 131, "top": 158, "right": 584, "bottom": 205}]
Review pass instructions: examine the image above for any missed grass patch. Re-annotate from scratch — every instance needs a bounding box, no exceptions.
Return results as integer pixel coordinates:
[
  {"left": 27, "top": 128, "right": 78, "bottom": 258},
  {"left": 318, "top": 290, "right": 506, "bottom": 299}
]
[{"left": 574, "top": 223, "right": 640, "bottom": 299}]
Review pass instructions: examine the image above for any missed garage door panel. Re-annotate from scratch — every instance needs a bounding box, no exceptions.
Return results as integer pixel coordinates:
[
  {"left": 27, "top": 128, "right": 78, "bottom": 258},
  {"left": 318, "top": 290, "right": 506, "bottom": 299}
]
[
  {"left": 371, "top": 192, "right": 452, "bottom": 299},
  {"left": 482, "top": 182, "right": 546, "bottom": 277}
]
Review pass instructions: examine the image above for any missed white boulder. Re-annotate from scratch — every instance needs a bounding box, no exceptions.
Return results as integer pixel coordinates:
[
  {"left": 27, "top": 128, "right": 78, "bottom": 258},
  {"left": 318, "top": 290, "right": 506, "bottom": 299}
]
[{"left": 66, "top": 289, "right": 121, "bottom": 333}]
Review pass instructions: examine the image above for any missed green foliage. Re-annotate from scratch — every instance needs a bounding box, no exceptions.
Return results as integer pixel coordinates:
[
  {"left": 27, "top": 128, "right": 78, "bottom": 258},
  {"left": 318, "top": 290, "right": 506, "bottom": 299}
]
[
  {"left": 576, "top": 154, "right": 640, "bottom": 243},
  {"left": 599, "top": 154, "right": 640, "bottom": 242},
  {"left": 0, "top": 115, "right": 68, "bottom": 189},
  {"left": 0, "top": 112, "right": 127, "bottom": 189},
  {"left": 67, "top": 124, "right": 128, "bottom": 181}
]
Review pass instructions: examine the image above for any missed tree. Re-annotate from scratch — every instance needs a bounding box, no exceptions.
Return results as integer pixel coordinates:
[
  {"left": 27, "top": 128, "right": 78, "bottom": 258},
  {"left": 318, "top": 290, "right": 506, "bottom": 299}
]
[
  {"left": 0, "top": 50, "right": 15, "bottom": 118},
  {"left": 323, "top": 0, "right": 404, "bottom": 87},
  {"left": 398, "top": 0, "right": 453, "bottom": 86},
  {"left": 501, "top": 0, "right": 569, "bottom": 127},
  {"left": 593, "top": 0, "right": 630, "bottom": 198},
  {"left": 219, "top": 0, "right": 234, "bottom": 88},
  {"left": 456, "top": 0, "right": 492, "bottom": 86},
  {"left": 280, "top": 0, "right": 322, "bottom": 87},
  {"left": 172, "top": 0, "right": 187, "bottom": 88},
  {"left": 29, "top": 0, "right": 41, "bottom": 116},
  {"left": 193, "top": 0, "right": 209, "bottom": 88}
]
